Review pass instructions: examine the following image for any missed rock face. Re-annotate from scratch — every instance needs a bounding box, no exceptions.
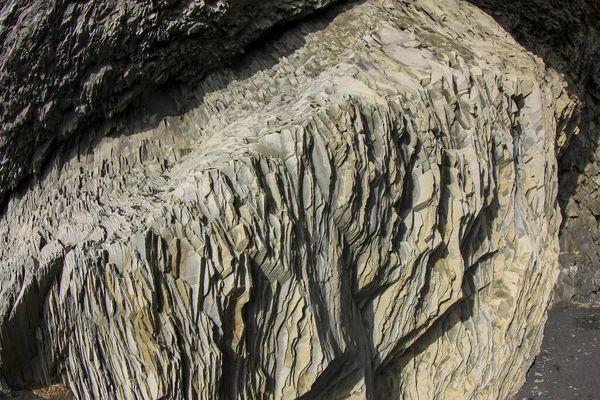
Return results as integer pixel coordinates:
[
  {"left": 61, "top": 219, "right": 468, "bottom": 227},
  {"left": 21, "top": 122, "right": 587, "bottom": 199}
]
[
  {"left": 0, "top": 0, "right": 579, "bottom": 399},
  {"left": 0, "top": 0, "right": 335, "bottom": 203},
  {"left": 466, "top": 0, "right": 600, "bottom": 303}
]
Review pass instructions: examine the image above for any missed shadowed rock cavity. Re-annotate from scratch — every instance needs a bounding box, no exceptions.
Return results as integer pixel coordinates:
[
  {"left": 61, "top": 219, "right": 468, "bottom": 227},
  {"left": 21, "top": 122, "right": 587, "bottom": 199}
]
[{"left": 0, "top": 0, "right": 582, "bottom": 398}]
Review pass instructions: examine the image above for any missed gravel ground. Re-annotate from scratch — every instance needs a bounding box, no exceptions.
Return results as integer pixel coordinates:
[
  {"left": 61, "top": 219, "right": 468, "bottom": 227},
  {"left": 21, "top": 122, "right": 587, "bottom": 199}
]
[{"left": 516, "top": 303, "right": 600, "bottom": 400}]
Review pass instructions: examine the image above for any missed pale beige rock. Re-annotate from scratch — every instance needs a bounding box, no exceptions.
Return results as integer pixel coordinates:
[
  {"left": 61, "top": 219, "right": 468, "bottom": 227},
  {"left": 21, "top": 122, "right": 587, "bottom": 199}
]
[{"left": 0, "top": 0, "right": 579, "bottom": 398}]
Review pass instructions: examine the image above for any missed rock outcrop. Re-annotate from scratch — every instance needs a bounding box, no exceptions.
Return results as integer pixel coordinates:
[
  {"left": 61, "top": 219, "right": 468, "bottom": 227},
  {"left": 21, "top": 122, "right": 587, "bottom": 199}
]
[
  {"left": 0, "top": 0, "right": 580, "bottom": 398},
  {"left": 0, "top": 0, "right": 335, "bottom": 203},
  {"left": 467, "top": 0, "right": 600, "bottom": 303}
]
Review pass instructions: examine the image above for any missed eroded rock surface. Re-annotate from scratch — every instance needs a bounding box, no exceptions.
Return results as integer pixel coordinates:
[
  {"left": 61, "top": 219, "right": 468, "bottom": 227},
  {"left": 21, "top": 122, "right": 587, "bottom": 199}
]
[
  {"left": 0, "top": 0, "right": 335, "bottom": 203},
  {"left": 467, "top": 0, "right": 600, "bottom": 304},
  {"left": 0, "top": 0, "right": 579, "bottom": 398}
]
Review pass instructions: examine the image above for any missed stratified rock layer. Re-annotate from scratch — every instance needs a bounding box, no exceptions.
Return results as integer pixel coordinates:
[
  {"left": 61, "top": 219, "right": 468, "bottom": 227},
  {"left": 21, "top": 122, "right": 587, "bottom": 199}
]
[
  {"left": 467, "top": 0, "right": 600, "bottom": 303},
  {"left": 0, "top": 0, "right": 579, "bottom": 398},
  {"left": 0, "top": 0, "right": 335, "bottom": 203}
]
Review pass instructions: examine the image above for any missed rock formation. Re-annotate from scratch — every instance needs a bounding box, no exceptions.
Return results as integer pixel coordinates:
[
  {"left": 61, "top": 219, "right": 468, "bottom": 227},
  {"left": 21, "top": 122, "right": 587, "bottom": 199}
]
[
  {"left": 0, "top": 0, "right": 581, "bottom": 398},
  {"left": 0, "top": 0, "right": 335, "bottom": 203},
  {"left": 467, "top": 0, "right": 600, "bottom": 303}
]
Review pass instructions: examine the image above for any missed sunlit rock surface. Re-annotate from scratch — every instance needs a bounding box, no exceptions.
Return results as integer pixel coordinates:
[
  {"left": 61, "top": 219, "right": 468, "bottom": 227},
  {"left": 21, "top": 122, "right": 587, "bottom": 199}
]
[
  {"left": 466, "top": 0, "right": 600, "bottom": 304},
  {"left": 0, "top": 0, "right": 579, "bottom": 398}
]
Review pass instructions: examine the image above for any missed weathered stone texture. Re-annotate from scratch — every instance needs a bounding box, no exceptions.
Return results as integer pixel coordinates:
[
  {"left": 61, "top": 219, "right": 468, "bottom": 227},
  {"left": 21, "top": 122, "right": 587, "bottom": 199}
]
[
  {"left": 467, "top": 0, "right": 600, "bottom": 303},
  {"left": 0, "top": 0, "right": 335, "bottom": 203},
  {"left": 0, "top": 0, "right": 579, "bottom": 398}
]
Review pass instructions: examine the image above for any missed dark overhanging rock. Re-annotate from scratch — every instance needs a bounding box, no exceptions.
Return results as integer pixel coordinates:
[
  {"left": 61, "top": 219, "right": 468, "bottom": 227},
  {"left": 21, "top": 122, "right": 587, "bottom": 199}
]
[
  {"left": 0, "top": 0, "right": 339, "bottom": 205},
  {"left": 464, "top": 0, "right": 600, "bottom": 105}
]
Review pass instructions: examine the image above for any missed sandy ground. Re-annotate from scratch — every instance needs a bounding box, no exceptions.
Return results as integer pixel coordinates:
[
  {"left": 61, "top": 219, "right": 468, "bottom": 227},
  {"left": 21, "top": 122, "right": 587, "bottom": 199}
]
[{"left": 516, "top": 303, "right": 600, "bottom": 400}]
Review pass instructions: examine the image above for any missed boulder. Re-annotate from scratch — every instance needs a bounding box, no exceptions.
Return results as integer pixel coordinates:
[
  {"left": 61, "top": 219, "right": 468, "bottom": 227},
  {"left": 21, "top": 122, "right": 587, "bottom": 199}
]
[{"left": 0, "top": 0, "right": 580, "bottom": 398}]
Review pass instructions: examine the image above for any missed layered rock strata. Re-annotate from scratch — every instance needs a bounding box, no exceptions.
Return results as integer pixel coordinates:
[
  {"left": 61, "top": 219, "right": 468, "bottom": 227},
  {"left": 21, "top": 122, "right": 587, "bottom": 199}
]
[
  {"left": 0, "top": 0, "right": 579, "bottom": 398},
  {"left": 0, "top": 0, "right": 335, "bottom": 203},
  {"left": 467, "top": 0, "right": 600, "bottom": 303}
]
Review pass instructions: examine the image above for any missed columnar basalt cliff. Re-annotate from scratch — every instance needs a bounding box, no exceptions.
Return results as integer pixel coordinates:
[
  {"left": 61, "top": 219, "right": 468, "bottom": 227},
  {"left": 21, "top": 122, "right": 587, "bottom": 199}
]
[
  {"left": 0, "top": 0, "right": 583, "bottom": 398},
  {"left": 0, "top": 0, "right": 335, "bottom": 203}
]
